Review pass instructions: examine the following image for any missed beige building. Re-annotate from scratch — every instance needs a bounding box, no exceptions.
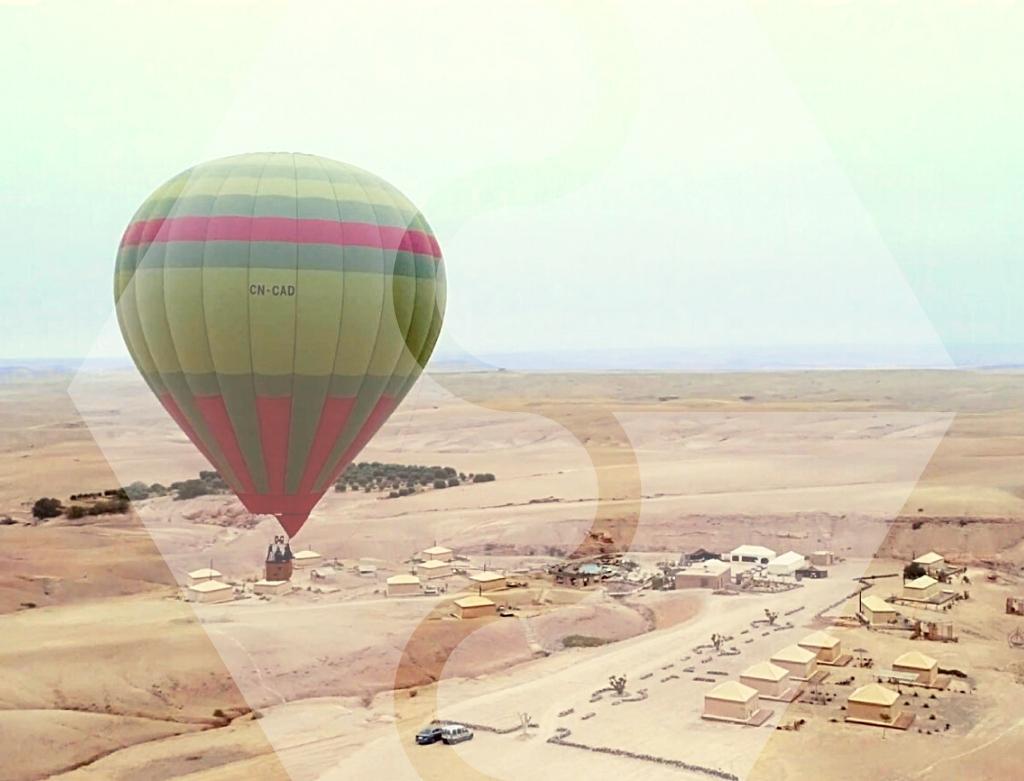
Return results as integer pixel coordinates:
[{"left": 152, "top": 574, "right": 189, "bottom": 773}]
[
  {"left": 703, "top": 681, "right": 760, "bottom": 722},
  {"left": 739, "top": 662, "right": 794, "bottom": 700},
  {"left": 893, "top": 651, "right": 939, "bottom": 686},
  {"left": 861, "top": 595, "right": 899, "bottom": 626},
  {"left": 454, "top": 595, "right": 496, "bottom": 619},
  {"left": 798, "top": 631, "right": 843, "bottom": 664},
  {"left": 254, "top": 579, "right": 288, "bottom": 595},
  {"left": 469, "top": 571, "right": 506, "bottom": 591},
  {"left": 421, "top": 545, "right": 454, "bottom": 562},
  {"left": 674, "top": 559, "right": 732, "bottom": 590},
  {"left": 770, "top": 645, "right": 818, "bottom": 681},
  {"left": 292, "top": 549, "right": 322, "bottom": 569},
  {"left": 386, "top": 574, "right": 422, "bottom": 597},
  {"left": 809, "top": 550, "right": 835, "bottom": 567},
  {"left": 903, "top": 574, "right": 939, "bottom": 601},
  {"left": 187, "top": 568, "right": 222, "bottom": 586},
  {"left": 913, "top": 551, "right": 945, "bottom": 575},
  {"left": 846, "top": 683, "right": 903, "bottom": 725},
  {"left": 416, "top": 559, "right": 452, "bottom": 580},
  {"left": 186, "top": 580, "right": 233, "bottom": 604}
]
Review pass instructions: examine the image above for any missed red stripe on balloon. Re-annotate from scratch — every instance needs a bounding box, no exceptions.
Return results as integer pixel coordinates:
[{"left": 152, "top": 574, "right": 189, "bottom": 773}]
[
  {"left": 296, "top": 396, "right": 358, "bottom": 496},
  {"left": 157, "top": 392, "right": 227, "bottom": 483},
  {"left": 256, "top": 396, "right": 292, "bottom": 496},
  {"left": 321, "top": 395, "right": 399, "bottom": 491},
  {"left": 121, "top": 216, "right": 442, "bottom": 259},
  {"left": 193, "top": 396, "right": 257, "bottom": 496}
]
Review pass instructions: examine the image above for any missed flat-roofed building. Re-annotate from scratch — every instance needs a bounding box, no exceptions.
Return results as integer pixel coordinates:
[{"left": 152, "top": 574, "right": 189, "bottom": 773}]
[
  {"left": 422, "top": 545, "right": 454, "bottom": 562},
  {"left": 416, "top": 559, "right": 452, "bottom": 580},
  {"left": 386, "top": 574, "right": 422, "bottom": 597},
  {"left": 292, "top": 549, "right": 322, "bottom": 569},
  {"left": 727, "top": 545, "right": 776, "bottom": 565},
  {"left": 861, "top": 595, "right": 899, "bottom": 626},
  {"left": 187, "top": 568, "right": 222, "bottom": 586},
  {"left": 893, "top": 651, "right": 939, "bottom": 687},
  {"left": 770, "top": 645, "right": 818, "bottom": 681},
  {"left": 674, "top": 559, "right": 732, "bottom": 590},
  {"left": 767, "top": 551, "right": 806, "bottom": 577},
  {"left": 454, "top": 595, "right": 496, "bottom": 619},
  {"left": 798, "top": 631, "right": 843, "bottom": 664},
  {"left": 740, "top": 662, "right": 794, "bottom": 700},
  {"left": 468, "top": 571, "right": 506, "bottom": 591},
  {"left": 703, "top": 681, "right": 761, "bottom": 722},
  {"left": 903, "top": 575, "right": 939, "bottom": 601},
  {"left": 254, "top": 579, "right": 289, "bottom": 595},
  {"left": 357, "top": 563, "right": 377, "bottom": 577},
  {"left": 846, "top": 683, "right": 908, "bottom": 727},
  {"left": 913, "top": 551, "right": 945, "bottom": 575},
  {"left": 186, "top": 580, "right": 233, "bottom": 604}
]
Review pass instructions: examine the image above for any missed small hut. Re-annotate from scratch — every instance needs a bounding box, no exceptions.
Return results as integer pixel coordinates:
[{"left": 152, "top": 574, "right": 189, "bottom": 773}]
[
  {"left": 468, "top": 571, "right": 506, "bottom": 591},
  {"left": 674, "top": 559, "right": 732, "bottom": 590},
  {"left": 386, "top": 574, "right": 422, "bottom": 597},
  {"left": 903, "top": 574, "right": 939, "bottom": 601},
  {"left": 739, "top": 661, "right": 794, "bottom": 700},
  {"left": 421, "top": 545, "right": 454, "bottom": 562},
  {"left": 798, "top": 631, "right": 843, "bottom": 664},
  {"left": 809, "top": 550, "right": 835, "bottom": 567},
  {"left": 416, "top": 559, "right": 452, "bottom": 580},
  {"left": 767, "top": 551, "right": 806, "bottom": 577},
  {"left": 913, "top": 551, "right": 945, "bottom": 575},
  {"left": 454, "top": 595, "right": 496, "bottom": 619},
  {"left": 846, "top": 683, "right": 908, "bottom": 728},
  {"left": 187, "top": 568, "right": 222, "bottom": 586},
  {"left": 702, "top": 681, "right": 761, "bottom": 722},
  {"left": 292, "top": 549, "right": 322, "bottom": 569},
  {"left": 861, "top": 595, "right": 898, "bottom": 626},
  {"left": 892, "top": 651, "right": 939, "bottom": 687},
  {"left": 770, "top": 645, "right": 818, "bottom": 681},
  {"left": 254, "top": 579, "right": 289, "bottom": 596},
  {"left": 186, "top": 580, "right": 233, "bottom": 604}
]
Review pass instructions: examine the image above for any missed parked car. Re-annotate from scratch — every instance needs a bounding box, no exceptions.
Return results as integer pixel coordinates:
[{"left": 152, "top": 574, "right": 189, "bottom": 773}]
[
  {"left": 441, "top": 724, "right": 474, "bottom": 744},
  {"left": 415, "top": 725, "right": 444, "bottom": 745}
]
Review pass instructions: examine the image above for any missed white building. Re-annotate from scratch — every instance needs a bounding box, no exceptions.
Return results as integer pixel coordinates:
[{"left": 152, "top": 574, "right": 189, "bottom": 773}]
[
  {"left": 767, "top": 551, "right": 806, "bottom": 577},
  {"left": 421, "top": 545, "right": 454, "bottom": 562},
  {"left": 254, "top": 579, "right": 289, "bottom": 595},
  {"left": 416, "top": 559, "right": 452, "bottom": 580},
  {"left": 187, "top": 568, "right": 222, "bottom": 586},
  {"left": 903, "top": 574, "right": 939, "bottom": 601},
  {"left": 727, "top": 545, "right": 777, "bottom": 565},
  {"left": 386, "top": 574, "right": 423, "bottom": 597},
  {"left": 292, "top": 549, "right": 322, "bottom": 569},
  {"left": 186, "top": 580, "right": 233, "bottom": 604}
]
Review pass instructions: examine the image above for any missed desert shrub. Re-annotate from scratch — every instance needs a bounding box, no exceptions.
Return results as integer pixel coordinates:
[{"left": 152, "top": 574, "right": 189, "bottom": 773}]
[
  {"left": 433, "top": 479, "right": 447, "bottom": 489},
  {"left": 32, "top": 497, "right": 63, "bottom": 520},
  {"left": 472, "top": 473, "right": 496, "bottom": 483},
  {"left": 904, "top": 562, "right": 927, "bottom": 580},
  {"left": 562, "top": 635, "right": 610, "bottom": 648},
  {"left": 66, "top": 505, "right": 88, "bottom": 519},
  {"left": 174, "top": 479, "right": 212, "bottom": 500},
  {"left": 123, "top": 481, "right": 151, "bottom": 501},
  {"left": 447, "top": 477, "right": 460, "bottom": 487}
]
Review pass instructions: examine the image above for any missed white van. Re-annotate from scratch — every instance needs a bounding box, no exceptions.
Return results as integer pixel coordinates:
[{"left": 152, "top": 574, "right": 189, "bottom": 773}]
[{"left": 441, "top": 724, "right": 474, "bottom": 745}]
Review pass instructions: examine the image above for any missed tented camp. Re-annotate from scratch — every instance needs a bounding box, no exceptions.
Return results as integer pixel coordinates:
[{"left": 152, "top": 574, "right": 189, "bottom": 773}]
[
  {"left": 454, "top": 595, "right": 496, "bottom": 619},
  {"left": 702, "top": 681, "right": 766, "bottom": 724},
  {"left": 468, "top": 571, "right": 506, "bottom": 591},
  {"left": 903, "top": 575, "right": 939, "bottom": 601},
  {"left": 798, "top": 631, "right": 845, "bottom": 665},
  {"left": 386, "top": 574, "right": 422, "bottom": 597},
  {"left": 186, "top": 580, "right": 233, "bottom": 604},
  {"left": 292, "top": 549, "right": 322, "bottom": 569},
  {"left": 422, "top": 545, "right": 454, "bottom": 562},
  {"left": 766, "top": 551, "right": 806, "bottom": 577},
  {"left": 187, "top": 568, "right": 222, "bottom": 586},
  {"left": 770, "top": 645, "right": 818, "bottom": 681},
  {"left": 739, "top": 662, "right": 796, "bottom": 701},
  {"left": 846, "top": 683, "right": 911, "bottom": 728},
  {"left": 254, "top": 579, "right": 289, "bottom": 595},
  {"left": 416, "top": 559, "right": 452, "bottom": 580},
  {"left": 727, "top": 545, "right": 776, "bottom": 565},
  {"left": 861, "top": 595, "right": 899, "bottom": 626},
  {"left": 674, "top": 559, "right": 732, "bottom": 590},
  {"left": 892, "top": 651, "right": 939, "bottom": 687}
]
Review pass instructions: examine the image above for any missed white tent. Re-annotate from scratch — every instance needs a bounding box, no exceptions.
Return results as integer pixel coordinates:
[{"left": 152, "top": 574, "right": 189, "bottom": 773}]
[{"left": 767, "top": 551, "right": 806, "bottom": 576}]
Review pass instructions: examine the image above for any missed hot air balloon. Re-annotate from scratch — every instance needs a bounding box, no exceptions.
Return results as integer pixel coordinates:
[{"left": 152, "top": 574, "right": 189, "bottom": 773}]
[{"left": 114, "top": 152, "right": 445, "bottom": 538}]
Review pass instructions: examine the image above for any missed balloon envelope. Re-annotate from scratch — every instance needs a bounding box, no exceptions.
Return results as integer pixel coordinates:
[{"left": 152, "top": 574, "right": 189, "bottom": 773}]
[{"left": 115, "top": 153, "right": 445, "bottom": 536}]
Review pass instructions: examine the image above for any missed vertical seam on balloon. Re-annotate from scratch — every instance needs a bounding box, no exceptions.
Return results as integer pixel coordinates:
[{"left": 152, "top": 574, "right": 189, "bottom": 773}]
[{"left": 286, "top": 152, "right": 300, "bottom": 474}]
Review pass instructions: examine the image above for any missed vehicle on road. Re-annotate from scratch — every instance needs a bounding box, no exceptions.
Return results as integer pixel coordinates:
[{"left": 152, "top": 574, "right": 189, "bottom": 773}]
[
  {"left": 415, "top": 725, "right": 444, "bottom": 745},
  {"left": 441, "top": 724, "right": 474, "bottom": 744}
]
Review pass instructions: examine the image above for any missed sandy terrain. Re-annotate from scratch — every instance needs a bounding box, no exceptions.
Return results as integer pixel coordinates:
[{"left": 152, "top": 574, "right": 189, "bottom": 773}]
[{"left": 2, "top": 368, "right": 1024, "bottom": 780}]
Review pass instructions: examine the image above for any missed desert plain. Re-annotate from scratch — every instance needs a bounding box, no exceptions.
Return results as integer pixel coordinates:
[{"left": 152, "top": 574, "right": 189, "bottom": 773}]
[{"left": 2, "top": 367, "right": 1024, "bottom": 781}]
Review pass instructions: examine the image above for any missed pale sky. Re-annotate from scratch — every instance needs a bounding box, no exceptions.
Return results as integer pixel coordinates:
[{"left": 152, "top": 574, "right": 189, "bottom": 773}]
[{"left": 3, "top": 1, "right": 1023, "bottom": 367}]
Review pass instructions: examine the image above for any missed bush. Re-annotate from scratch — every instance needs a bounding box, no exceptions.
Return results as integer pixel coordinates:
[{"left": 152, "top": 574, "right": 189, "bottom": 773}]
[
  {"left": 447, "top": 477, "right": 460, "bottom": 488},
  {"left": 123, "top": 481, "right": 151, "bottom": 501},
  {"left": 562, "top": 635, "right": 610, "bottom": 648},
  {"left": 66, "top": 505, "right": 88, "bottom": 519},
  {"left": 904, "top": 562, "right": 927, "bottom": 580},
  {"left": 148, "top": 483, "right": 168, "bottom": 495},
  {"left": 174, "top": 479, "right": 212, "bottom": 500},
  {"left": 472, "top": 473, "right": 496, "bottom": 483},
  {"left": 432, "top": 479, "right": 447, "bottom": 489},
  {"left": 32, "top": 497, "right": 63, "bottom": 520}
]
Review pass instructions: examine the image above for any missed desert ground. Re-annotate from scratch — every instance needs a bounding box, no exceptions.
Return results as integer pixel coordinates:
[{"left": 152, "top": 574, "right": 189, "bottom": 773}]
[{"left": 3, "top": 367, "right": 1024, "bottom": 780}]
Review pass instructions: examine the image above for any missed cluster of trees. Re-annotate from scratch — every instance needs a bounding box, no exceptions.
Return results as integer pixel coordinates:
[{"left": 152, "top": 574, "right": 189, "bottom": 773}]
[
  {"left": 333, "top": 462, "right": 496, "bottom": 498},
  {"left": 168, "top": 471, "right": 229, "bottom": 501},
  {"left": 32, "top": 492, "right": 130, "bottom": 521}
]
